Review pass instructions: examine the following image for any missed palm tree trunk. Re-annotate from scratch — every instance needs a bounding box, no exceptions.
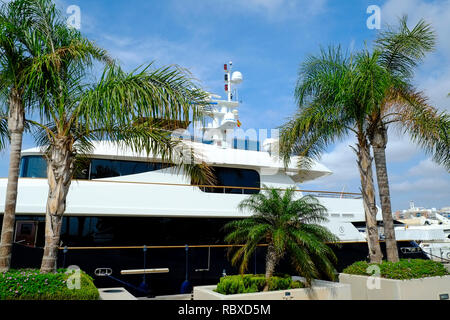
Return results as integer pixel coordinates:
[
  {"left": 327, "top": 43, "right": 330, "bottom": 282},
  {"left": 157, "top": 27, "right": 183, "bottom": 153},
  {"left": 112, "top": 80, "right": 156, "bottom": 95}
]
[
  {"left": 0, "top": 89, "right": 25, "bottom": 272},
  {"left": 40, "top": 137, "right": 75, "bottom": 273},
  {"left": 355, "top": 137, "right": 383, "bottom": 264},
  {"left": 263, "top": 243, "right": 278, "bottom": 292},
  {"left": 371, "top": 125, "right": 399, "bottom": 262}
]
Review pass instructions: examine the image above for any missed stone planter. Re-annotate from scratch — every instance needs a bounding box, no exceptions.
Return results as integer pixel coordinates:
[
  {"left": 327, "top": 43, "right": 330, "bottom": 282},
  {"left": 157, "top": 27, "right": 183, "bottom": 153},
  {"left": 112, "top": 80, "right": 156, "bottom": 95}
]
[
  {"left": 193, "top": 277, "right": 352, "bottom": 300},
  {"left": 339, "top": 274, "right": 450, "bottom": 300}
]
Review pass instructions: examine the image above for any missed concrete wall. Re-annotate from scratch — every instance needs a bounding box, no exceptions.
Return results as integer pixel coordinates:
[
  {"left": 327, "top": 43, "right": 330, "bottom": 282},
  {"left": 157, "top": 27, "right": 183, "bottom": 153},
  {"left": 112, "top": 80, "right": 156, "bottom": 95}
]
[
  {"left": 193, "top": 279, "right": 351, "bottom": 300},
  {"left": 339, "top": 274, "right": 450, "bottom": 300}
]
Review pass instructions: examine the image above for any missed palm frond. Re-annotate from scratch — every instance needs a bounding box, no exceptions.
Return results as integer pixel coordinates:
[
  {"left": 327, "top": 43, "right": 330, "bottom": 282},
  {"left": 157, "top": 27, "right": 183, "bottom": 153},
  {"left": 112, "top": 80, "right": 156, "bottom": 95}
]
[
  {"left": 0, "top": 111, "right": 8, "bottom": 150},
  {"left": 375, "top": 15, "right": 436, "bottom": 79}
]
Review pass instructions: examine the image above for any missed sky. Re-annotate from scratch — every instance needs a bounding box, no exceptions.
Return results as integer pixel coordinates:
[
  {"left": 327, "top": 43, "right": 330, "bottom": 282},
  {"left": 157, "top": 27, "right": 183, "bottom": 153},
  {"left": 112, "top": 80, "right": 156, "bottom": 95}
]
[{"left": 0, "top": 0, "right": 449, "bottom": 211}]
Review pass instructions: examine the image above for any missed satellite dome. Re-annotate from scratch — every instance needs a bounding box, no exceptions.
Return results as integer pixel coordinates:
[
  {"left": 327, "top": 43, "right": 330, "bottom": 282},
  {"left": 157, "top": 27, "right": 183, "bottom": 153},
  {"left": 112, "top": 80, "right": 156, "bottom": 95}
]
[
  {"left": 222, "top": 112, "right": 237, "bottom": 129},
  {"left": 231, "top": 71, "right": 243, "bottom": 84}
]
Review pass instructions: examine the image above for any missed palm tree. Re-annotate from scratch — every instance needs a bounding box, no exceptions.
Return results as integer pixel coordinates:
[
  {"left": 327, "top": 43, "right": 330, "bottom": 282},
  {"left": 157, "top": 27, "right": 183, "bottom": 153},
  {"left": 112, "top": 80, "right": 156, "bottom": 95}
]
[
  {"left": 0, "top": 0, "right": 116, "bottom": 272},
  {"left": 224, "top": 187, "right": 339, "bottom": 290},
  {"left": 366, "top": 17, "right": 446, "bottom": 262},
  {"left": 280, "top": 47, "right": 388, "bottom": 263},
  {"left": 0, "top": 0, "right": 40, "bottom": 272},
  {"left": 18, "top": 0, "right": 210, "bottom": 273}
]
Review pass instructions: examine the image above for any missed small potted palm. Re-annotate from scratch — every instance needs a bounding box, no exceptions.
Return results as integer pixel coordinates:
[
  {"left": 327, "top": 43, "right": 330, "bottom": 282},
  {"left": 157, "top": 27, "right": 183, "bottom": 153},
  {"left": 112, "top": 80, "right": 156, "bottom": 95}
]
[{"left": 193, "top": 187, "right": 352, "bottom": 300}]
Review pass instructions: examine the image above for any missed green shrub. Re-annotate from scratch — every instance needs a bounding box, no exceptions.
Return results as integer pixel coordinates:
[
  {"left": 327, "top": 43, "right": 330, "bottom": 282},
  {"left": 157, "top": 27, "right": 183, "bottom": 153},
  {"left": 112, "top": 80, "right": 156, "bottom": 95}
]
[
  {"left": 267, "top": 276, "right": 291, "bottom": 291},
  {"left": 0, "top": 269, "right": 99, "bottom": 300},
  {"left": 290, "top": 280, "right": 303, "bottom": 289},
  {"left": 343, "top": 259, "right": 449, "bottom": 280},
  {"left": 215, "top": 274, "right": 305, "bottom": 295}
]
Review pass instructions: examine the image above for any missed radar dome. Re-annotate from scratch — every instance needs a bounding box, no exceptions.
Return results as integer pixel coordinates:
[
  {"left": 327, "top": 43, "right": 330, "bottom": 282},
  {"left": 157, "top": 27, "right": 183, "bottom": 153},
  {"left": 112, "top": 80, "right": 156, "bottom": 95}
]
[{"left": 231, "top": 71, "right": 243, "bottom": 84}]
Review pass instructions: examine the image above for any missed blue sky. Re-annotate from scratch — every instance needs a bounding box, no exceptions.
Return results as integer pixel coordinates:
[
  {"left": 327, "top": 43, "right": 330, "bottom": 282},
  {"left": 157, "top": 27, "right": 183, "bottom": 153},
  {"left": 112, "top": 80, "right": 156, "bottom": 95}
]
[{"left": 0, "top": 0, "right": 449, "bottom": 211}]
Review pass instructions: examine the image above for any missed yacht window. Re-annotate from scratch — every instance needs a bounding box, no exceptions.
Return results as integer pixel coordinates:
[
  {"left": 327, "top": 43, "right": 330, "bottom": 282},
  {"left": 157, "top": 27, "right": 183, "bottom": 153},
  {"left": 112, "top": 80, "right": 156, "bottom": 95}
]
[
  {"left": 90, "top": 159, "right": 168, "bottom": 179},
  {"left": 20, "top": 156, "right": 47, "bottom": 178},
  {"left": 20, "top": 156, "right": 91, "bottom": 180},
  {"left": 68, "top": 217, "right": 79, "bottom": 237},
  {"left": 20, "top": 156, "right": 169, "bottom": 180},
  {"left": 197, "top": 167, "right": 260, "bottom": 195}
]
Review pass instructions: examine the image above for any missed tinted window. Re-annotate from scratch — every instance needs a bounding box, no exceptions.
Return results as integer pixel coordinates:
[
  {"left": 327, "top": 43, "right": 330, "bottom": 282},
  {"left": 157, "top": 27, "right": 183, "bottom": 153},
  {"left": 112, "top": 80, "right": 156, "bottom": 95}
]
[
  {"left": 20, "top": 156, "right": 169, "bottom": 180},
  {"left": 90, "top": 159, "right": 167, "bottom": 179},
  {"left": 20, "top": 156, "right": 47, "bottom": 178},
  {"left": 198, "top": 167, "right": 260, "bottom": 194},
  {"left": 20, "top": 156, "right": 88, "bottom": 179}
]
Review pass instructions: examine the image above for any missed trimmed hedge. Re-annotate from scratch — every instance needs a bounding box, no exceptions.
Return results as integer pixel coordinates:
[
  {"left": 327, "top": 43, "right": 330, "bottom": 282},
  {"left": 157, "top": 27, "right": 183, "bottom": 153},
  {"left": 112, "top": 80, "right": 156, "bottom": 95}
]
[
  {"left": 215, "top": 274, "right": 305, "bottom": 295},
  {"left": 0, "top": 269, "right": 99, "bottom": 300},
  {"left": 343, "top": 259, "right": 449, "bottom": 280}
]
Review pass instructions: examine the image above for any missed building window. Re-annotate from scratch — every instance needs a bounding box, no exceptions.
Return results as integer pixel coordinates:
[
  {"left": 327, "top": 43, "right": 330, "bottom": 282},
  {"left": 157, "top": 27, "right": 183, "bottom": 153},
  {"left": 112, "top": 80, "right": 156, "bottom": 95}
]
[{"left": 197, "top": 167, "right": 260, "bottom": 194}]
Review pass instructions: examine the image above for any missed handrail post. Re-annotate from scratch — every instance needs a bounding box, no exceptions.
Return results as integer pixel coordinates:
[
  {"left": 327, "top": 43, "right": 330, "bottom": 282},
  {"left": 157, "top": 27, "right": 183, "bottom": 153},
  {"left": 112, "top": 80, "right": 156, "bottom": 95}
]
[
  {"left": 139, "top": 245, "right": 149, "bottom": 295},
  {"left": 181, "top": 244, "right": 192, "bottom": 294},
  {"left": 143, "top": 245, "right": 147, "bottom": 282},
  {"left": 254, "top": 247, "right": 257, "bottom": 275},
  {"left": 62, "top": 246, "right": 68, "bottom": 269}
]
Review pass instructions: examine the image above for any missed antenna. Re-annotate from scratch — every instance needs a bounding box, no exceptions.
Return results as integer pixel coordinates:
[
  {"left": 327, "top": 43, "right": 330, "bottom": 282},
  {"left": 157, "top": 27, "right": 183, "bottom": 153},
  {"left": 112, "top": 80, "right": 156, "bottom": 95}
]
[
  {"left": 224, "top": 61, "right": 244, "bottom": 102},
  {"left": 224, "top": 61, "right": 233, "bottom": 102}
]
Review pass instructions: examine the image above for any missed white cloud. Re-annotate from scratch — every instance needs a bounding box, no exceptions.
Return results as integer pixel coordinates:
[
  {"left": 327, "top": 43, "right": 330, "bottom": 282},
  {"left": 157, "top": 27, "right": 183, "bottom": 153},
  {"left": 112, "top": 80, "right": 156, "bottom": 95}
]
[
  {"left": 389, "top": 157, "right": 450, "bottom": 207},
  {"left": 391, "top": 177, "right": 449, "bottom": 196},
  {"left": 407, "top": 158, "right": 448, "bottom": 177}
]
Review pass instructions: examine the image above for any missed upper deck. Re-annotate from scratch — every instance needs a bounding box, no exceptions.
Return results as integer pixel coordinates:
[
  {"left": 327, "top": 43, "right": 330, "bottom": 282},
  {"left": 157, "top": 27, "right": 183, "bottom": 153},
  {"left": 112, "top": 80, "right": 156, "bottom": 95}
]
[{"left": 20, "top": 139, "right": 333, "bottom": 184}]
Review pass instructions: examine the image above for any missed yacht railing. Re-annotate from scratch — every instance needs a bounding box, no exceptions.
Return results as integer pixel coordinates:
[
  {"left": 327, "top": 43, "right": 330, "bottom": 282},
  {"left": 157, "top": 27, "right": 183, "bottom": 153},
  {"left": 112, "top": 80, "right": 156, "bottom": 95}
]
[
  {"left": 7, "top": 177, "right": 363, "bottom": 199},
  {"left": 80, "top": 179, "right": 363, "bottom": 199},
  {"left": 57, "top": 241, "right": 369, "bottom": 251}
]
